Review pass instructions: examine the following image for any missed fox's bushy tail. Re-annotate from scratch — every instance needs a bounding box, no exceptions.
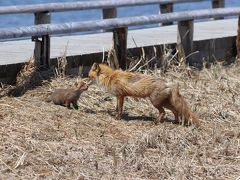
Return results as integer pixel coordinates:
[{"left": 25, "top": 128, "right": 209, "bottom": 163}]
[{"left": 171, "top": 86, "right": 199, "bottom": 126}]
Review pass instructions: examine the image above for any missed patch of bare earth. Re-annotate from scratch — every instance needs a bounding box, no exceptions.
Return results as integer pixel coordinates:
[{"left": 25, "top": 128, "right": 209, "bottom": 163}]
[{"left": 0, "top": 64, "right": 240, "bottom": 179}]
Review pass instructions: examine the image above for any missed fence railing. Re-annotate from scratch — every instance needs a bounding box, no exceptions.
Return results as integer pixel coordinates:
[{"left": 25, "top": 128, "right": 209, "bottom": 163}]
[
  {"left": 0, "top": 0, "right": 221, "bottom": 14},
  {"left": 0, "top": 0, "right": 235, "bottom": 68}
]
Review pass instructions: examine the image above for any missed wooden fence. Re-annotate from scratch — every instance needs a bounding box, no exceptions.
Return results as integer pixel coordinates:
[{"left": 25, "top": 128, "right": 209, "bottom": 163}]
[{"left": 0, "top": 0, "right": 238, "bottom": 69}]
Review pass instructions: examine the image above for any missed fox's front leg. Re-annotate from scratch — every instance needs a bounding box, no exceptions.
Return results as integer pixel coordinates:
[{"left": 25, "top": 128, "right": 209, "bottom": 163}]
[
  {"left": 115, "top": 96, "right": 124, "bottom": 120},
  {"left": 116, "top": 98, "right": 119, "bottom": 112},
  {"left": 156, "top": 107, "right": 166, "bottom": 123},
  {"left": 72, "top": 101, "right": 79, "bottom": 110},
  {"left": 65, "top": 100, "right": 71, "bottom": 109}
]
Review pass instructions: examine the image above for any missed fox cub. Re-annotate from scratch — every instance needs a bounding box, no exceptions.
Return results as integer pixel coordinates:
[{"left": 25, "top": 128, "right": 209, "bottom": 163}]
[
  {"left": 88, "top": 63, "right": 199, "bottom": 125},
  {"left": 46, "top": 79, "right": 89, "bottom": 109}
]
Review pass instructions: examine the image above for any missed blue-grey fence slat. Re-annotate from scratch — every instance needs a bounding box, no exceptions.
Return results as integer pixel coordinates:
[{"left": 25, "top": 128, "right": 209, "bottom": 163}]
[
  {"left": 0, "top": 7, "right": 238, "bottom": 40},
  {"left": 0, "top": 0, "right": 206, "bottom": 14}
]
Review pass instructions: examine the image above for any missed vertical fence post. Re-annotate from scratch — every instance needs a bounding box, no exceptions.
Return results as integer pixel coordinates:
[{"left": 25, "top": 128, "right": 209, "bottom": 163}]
[
  {"left": 33, "top": 12, "right": 51, "bottom": 67},
  {"left": 236, "top": 16, "right": 240, "bottom": 62},
  {"left": 212, "top": 0, "right": 225, "bottom": 20},
  {"left": 159, "top": 3, "right": 173, "bottom": 26},
  {"left": 177, "top": 20, "right": 194, "bottom": 65},
  {"left": 102, "top": 8, "right": 117, "bottom": 32},
  {"left": 113, "top": 27, "right": 128, "bottom": 69},
  {"left": 102, "top": 7, "right": 127, "bottom": 69},
  {"left": 102, "top": 8, "right": 117, "bottom": 19}
]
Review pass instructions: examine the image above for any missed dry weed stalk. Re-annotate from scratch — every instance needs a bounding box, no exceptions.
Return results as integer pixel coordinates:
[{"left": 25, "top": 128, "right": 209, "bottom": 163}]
[
  {"left": 3, "top": 57, "right": 42, "bottom": 97},
  {"left": 107, "top": 45, "right": 119, "bottom": 69},
  {"left": 0, "top": 84, "right": 13, "bottom": 98},
  {"left": 55, "top": 44, "right": 68, "bottom": 78},
  {"left": 127, "top": 43, "right": 200, "bottom": 78},
  {"left": 16, "top": 57, "right": 37, "bottom": 87},
  {"left": 129, "top": 47, "right": 159, "bottom": 72}
]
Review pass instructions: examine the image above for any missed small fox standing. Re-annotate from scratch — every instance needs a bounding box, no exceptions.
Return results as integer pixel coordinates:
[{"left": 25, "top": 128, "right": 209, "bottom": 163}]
[
  {"left": 88, "top": 63, "right": 199, "bottom": 125},
  {"left": 46, "top": 79, "right": 89, "bottom": 109}
]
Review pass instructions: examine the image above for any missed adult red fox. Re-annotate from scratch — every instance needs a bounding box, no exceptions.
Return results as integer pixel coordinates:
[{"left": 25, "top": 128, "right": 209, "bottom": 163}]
[
  {"left": 88, "top": 63, "right": 199, "bottom": 125},
  {"left": 46, "top": 79, "right": 89, "bottom": 109}
]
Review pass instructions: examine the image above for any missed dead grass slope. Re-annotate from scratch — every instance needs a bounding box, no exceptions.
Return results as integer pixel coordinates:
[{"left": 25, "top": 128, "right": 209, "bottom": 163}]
[{"left": 0, "top": 64, "right": 240, "bottom": 179}]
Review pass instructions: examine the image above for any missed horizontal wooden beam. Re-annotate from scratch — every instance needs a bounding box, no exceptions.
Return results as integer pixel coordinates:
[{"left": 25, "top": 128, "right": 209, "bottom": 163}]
[
  {"left": 0, "top": 7, "right": 239, "bottom": 40},
  {"left": 0, "top": 0, "right": 206, "bottom": 14}
]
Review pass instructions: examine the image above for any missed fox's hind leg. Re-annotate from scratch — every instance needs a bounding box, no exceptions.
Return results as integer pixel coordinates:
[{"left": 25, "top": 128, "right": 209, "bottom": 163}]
[
  {"left": 115, "top": 96, "right": 124, "bottom": 120},
  {"left": 157, "top": 107, "right": 166, "bottom": 123},
  {"left": 149, "top": 90, "right": 169, "bottom": 123},
  {"left": 171, "top": 108, "right": 180, "bottom": 124},
  {"left": 150, "top": 99, "right": 166, "bottom": 123}
]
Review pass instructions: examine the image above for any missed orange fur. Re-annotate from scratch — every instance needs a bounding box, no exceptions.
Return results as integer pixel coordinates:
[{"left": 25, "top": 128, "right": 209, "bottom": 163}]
[{"left": 88, "top": 63, "right": 199, "bottom": 125}]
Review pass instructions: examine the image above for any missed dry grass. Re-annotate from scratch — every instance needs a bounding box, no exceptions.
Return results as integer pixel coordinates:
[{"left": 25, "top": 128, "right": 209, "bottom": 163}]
[{"left": 0, "top": 61, "right": 240, "bottom": 179}]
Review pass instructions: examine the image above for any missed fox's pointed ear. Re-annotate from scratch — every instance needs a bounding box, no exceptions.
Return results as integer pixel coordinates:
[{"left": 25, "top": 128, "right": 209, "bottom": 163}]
[{"left": 92, "top": 63, "right": 100, "bottom": 71}]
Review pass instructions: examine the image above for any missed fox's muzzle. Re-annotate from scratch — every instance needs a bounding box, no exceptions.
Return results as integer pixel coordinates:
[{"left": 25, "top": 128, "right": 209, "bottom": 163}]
[{"left": 84, "top": 78, "right": 94, "bottom": 86}]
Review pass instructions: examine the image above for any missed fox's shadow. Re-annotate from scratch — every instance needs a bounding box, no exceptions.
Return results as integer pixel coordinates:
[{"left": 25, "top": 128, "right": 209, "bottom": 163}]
[
  {"left": 86, "top": 109, "right": 177, "bottom": 124},
  {"left": 121, "top": 113, "right": 156, "bottom": 121},
  {"left": 105, "top": 110, "right": 159, "bottom": 122},
  {"left": 103, "top": 110, "right": 152, "bottom": 121}
]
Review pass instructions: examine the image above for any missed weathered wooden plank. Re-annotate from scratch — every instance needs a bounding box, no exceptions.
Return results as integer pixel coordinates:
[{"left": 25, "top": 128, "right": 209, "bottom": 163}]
[
  {"left": 0, "top": 0, "right": 206, "bottom": 15},
  {"left": 212, "top": 0, "right": 224, "bottom": 8},
  {"left": 212, "top": 0, "right": 225, "bottom": 20},
  {"left": 160, "top": 3, "right": 173, "bottom": 25},
  {"left": 177, "top": 20, "right": 194, "bottom": 64},
  {"left": 102, "top": 8, "right": 117, "bottom": 32},
  {"left": 113, "top": 27, "right": 128, "bottom": 69},
  {"left": 33, "top": 12, "right": 51, "bottom": 66},
  {"left": 102, "top": 8, "right": 117, "bottom": 19},
  {"left": 236, "top": 16, "right": 240, "bottom": 62},
  {"left": 0, "top": 7, "right": 239, "bottom": 40}
]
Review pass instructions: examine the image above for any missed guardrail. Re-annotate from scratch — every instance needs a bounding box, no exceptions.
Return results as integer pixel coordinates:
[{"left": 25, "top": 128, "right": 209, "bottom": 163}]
[
  {"left": 0, "top": 0, "right": 231, "bottom": 68},
  {"left": 0, "top": 0, "right": 223, "bottom": 14}
]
